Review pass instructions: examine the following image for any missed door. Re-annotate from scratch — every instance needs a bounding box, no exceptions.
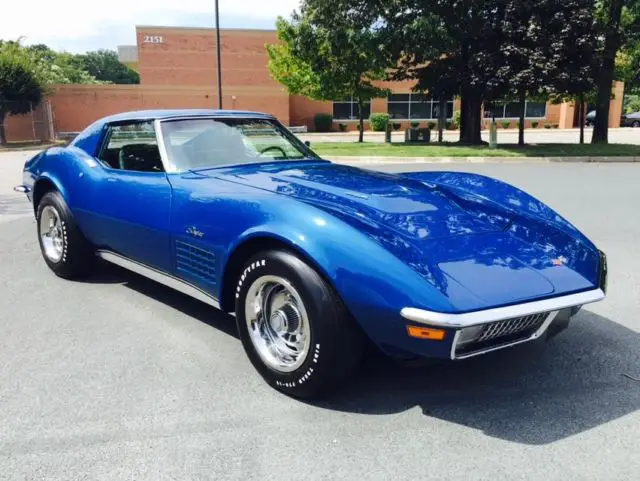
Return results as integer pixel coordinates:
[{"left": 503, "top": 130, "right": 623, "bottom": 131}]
[{"left": 77, "top": 120, "right": 173, "bottom": 273}]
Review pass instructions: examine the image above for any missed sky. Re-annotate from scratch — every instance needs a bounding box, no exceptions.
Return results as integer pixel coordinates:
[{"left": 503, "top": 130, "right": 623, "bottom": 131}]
[{"left": 0, "top": 0, "right": 302, "bottom": 53}]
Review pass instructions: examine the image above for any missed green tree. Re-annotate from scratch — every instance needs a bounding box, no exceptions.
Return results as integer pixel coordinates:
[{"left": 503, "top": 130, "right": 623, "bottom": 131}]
[
  {"left": 592, "top": 0, "right": 639, "bottom": 143},
  {"left": 544, "top": 0, "right": 599, "bottom": 144},
  {"left": 78, "top": 50, "right": 139, "bottom": 84},
  {"left": 384, "top": 0, "right": 511, "bottom": 144},
  {"left": 25, "top": 44, "right": 105, "bottom": 84},
  {"left": 266, "top": 1, "right": 393, "bottom": 142},
  {"left": 0, "top": 43, "right": 46, "bottom": 145}
]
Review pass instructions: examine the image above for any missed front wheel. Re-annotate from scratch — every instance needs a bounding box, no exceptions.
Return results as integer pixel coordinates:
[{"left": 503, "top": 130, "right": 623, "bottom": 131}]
[{"left": 235, "top": 250, "right": 364, "bottom": 399}]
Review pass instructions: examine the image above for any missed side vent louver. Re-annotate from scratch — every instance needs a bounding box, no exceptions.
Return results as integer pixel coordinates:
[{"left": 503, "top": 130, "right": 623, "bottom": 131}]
[{"left": 175, "top": 240, "right": 217, "bottom": 285}]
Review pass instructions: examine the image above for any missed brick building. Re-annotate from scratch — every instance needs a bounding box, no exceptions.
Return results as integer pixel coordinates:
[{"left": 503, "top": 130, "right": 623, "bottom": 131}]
[
  {"left": 3, "top": 25, "right": 625, "bottom": 141},
  {"left": 119, "top": 25, "right": 624, "bottom": 132}
]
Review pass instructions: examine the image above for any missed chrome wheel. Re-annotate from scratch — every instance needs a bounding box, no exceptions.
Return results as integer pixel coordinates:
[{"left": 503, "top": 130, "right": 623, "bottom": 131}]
[
  {"left": 245, "top": 275, "right": 311, "bottom": 373},
  {"left": 40, "top": 205, "right": 64, "bottom": 262}
]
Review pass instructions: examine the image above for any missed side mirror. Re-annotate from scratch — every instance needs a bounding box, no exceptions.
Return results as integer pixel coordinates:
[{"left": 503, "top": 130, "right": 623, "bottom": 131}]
[{"left": 304, "top": 140, "right": 311, "bottom": 147}]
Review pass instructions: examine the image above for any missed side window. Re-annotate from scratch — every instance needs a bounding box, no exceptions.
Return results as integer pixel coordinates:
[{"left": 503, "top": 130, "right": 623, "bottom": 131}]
[{"left": 98, "top": 121, "right": 164, "bottom": 172}]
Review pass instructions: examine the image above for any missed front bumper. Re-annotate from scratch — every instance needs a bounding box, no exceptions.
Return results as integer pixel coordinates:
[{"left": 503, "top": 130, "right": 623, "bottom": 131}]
[{"left": 401, "top": 287, "right": 605, "bottom": 360}]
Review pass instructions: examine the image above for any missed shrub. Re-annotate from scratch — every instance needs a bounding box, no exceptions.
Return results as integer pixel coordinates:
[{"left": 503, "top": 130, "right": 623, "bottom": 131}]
[
  {"left": 314, "top": 113, "right": 333, "bottom": 132},
  {"left": 531, "top": 120, "right": 539, "bottom": 128},
  {"left": 445, "top": 120, "right": 453, "bottom": 130},
  {"left": 427, "top": 121, "right": 437, "bottom": 129},
  {"left": 369, "top": 113, "right": 390, "bottom": 132},
  {"left": 552, "top": 124, "right": 559, "bottom": 129},
  {"left": 356, "top": 123, "right": 362, "bottom": 131},
  {"left": 501, "top": 120, "right": 511, "bottom": 129},
  {"left": 410, "top": 121, "right": 420, "bottom": 128},
  {"left": 338, "top": 123, "right": 348, "bottom": 132},
  {"left": 453, "top": 111, "right": 461, "bottom": 126},
  {"left": 392, "top": 122, "right": 402, "bottom": 131},
  {"left": 544, "top": 122, "right": 552, "bottom": 129}
]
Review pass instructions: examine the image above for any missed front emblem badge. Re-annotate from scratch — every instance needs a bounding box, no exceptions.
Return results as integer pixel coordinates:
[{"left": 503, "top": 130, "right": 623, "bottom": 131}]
[
  {"left": 551, "top": 256, "right": 567, "bottom": 266},
  {"left": 186, "top": 226, "right": 204, "bottom": 239}
]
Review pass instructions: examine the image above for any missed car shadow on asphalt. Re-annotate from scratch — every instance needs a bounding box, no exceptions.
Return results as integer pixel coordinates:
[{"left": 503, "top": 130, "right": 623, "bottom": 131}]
[
  {"left": 91, "top": 261, "right": 239, "bottom": 339},
  {"left": 81, "top": 263, "right": 639, "bottom": 446},
  {"left": 309, "top": 310, "right": 640, "bottom": 446}
]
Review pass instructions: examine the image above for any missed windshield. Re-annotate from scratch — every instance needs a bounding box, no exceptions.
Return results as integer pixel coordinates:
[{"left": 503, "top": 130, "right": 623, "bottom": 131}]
[{"left": 159, "top": 118, "right": 317, "bottom": 172}]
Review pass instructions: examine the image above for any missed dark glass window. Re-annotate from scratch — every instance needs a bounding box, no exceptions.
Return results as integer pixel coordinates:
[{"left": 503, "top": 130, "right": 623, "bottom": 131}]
[
  {"left": 388, "top": 102, "right": 410, "bottom": 119},
  {"left": 332, "top": 98, "right": 371, "bottom": 120},
  {"left": 388, "top": 93, "right": 411, "bottom": 102},
  {"left": 486, "top": 100, "right": 548, "bottom": 118},
  {"left": 410, "top": 102, "right": 431, "bottom": 119},
  {"left": 333, "top": 103, "right": 352, "bottom": 120},
  {"left": 354, "top": 102, "right": 371, "bottom": 119},
  {"left": 388, "top": 94, "right": 454, "bottom": 119},
  {"left": 504, "top": 102, "right": 521, "bottom": 118},
  {"left": 526, "top": 102, "right": 546, "bottom": 118}
]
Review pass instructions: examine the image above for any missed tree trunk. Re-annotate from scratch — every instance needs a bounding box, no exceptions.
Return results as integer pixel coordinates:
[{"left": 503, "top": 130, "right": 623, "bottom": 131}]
[
  {"left": 0, "top": 108, "right": 6, "bottom": 146},
  {"left": 438, "top": 94, "right": 445, "bottom": 143},
  {"left": 357, "top": 96, "right": 364, "bottom": 143},
  {"left": 592, "top": 0, "right": 624, "bottom": 144},
  {"left": 518, "top": 89, "right": 526, "bottom": 146},
  {"left": 459, "top": 93, "right": 467, "bottom": 143},
  {"left": 578, "top": 93, "right": 585, "bottom": 145},
  {"left": 460, "top": 93, "right": 483, "bottom": 145}
]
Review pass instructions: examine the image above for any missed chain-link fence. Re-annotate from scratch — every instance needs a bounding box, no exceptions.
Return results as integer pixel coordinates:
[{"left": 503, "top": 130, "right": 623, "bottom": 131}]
[{"left": 1, "top": 101, "right": 54, "bottom": 144}]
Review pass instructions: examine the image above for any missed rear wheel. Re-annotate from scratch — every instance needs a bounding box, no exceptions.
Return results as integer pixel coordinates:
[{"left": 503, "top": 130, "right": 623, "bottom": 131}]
[
  {"left": 633, "top": 120, "right": 640, "bottom": 128},
  {"left": 36, "top": 191, "right": 94, "bottom": 279},
  {"left": 234, "top": 250, "right": 364, "bottom": 399}
]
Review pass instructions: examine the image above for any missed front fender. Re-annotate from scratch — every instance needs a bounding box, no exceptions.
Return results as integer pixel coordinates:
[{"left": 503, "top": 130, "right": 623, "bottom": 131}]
[{"left": 216, "top": 195, "right": 463, "bottom": 353}]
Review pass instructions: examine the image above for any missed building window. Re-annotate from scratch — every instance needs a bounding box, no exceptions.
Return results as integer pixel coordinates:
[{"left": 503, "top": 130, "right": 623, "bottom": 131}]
[
  {"left": 485, "top": 100, "right": 547, "bottom": 119},
  {"left": 333, "top": 98, "right": 371, "bottom": 120},
  {"left": 387, "top": 94, "right": 454, "bottom": 120}
]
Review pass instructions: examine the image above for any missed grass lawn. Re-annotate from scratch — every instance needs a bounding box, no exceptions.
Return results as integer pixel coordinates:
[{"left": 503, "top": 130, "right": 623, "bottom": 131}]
[{"left": 310, "top": 142, "right": 640, "bottom": 158}]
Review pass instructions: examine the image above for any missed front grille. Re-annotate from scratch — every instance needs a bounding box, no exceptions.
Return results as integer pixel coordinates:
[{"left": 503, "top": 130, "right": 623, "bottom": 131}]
[
  {"left": 455, "top": 312, "right": 550, "bottom": 358},
  {"left": 476, "top": 313, "right": 548, "bottom": 343}
]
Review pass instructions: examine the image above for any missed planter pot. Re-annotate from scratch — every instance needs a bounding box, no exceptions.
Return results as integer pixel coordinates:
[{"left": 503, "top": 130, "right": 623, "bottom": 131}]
[{"left": 405, "top": 127, "right": 431, "bottom": 143}]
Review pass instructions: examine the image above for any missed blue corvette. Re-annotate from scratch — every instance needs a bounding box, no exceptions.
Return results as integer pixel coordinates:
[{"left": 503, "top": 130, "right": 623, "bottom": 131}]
[{"left": 16, "top": 109, "right": 607, "bottom": 398}]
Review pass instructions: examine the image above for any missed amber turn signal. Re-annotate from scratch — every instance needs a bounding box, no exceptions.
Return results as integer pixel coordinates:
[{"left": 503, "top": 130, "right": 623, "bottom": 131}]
[{"left": 406, "top": 325, "right": 447, "bottom": 341}]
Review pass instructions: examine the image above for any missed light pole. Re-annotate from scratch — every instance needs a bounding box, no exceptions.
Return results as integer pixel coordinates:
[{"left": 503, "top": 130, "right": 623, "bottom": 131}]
[{"left": 215, "top": 0, "right": 223, "bottom": 109}]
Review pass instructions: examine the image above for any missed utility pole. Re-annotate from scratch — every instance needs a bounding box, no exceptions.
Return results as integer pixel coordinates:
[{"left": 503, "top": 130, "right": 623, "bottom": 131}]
[{"left": 215, "top": 0, "right": 223, "bottom": 109}]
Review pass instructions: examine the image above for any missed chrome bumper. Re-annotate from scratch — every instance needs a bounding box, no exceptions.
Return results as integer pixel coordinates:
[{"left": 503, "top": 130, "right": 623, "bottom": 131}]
[
  {"left": 400, "top": 288, "right": 605, "bottom": 328},
  {"left": 401, "top": 288, "right": 605, "bottom": 360}
]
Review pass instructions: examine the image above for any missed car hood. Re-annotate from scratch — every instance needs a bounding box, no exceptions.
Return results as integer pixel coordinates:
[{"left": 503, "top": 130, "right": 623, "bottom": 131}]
[
  {"left": 206, "top": 161, "right": 598, "bottom": 308},
  {"left": 211, "top": 161, "right": 513, "bottom": 241}
]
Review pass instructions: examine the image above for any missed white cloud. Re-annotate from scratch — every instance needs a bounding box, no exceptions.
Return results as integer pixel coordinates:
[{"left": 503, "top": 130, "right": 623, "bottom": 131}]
[{"left": 1, "top": 0, "right": 301, "bottom": 52}]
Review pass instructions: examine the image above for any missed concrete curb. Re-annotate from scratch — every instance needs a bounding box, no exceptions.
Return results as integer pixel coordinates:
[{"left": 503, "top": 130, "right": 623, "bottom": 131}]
[{"left": 326, "top": 155, "right": 640, "bottom": 164}]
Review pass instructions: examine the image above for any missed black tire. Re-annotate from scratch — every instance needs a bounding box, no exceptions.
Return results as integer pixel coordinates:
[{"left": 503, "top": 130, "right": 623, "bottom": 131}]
[
  {"left": 234, "top": 249, "right": 364, "bottom": 399},
  {"left": 633, "top": 121, "right": 640, "bottom": 128},
  {"left": 36, "top": 191, "right": 94, "bottom": 279}
]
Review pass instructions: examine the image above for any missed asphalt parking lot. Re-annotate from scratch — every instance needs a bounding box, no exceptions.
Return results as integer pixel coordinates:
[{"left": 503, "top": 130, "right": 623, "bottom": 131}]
[{"left": 1, "top": 150, "right": 638, "bottom": 480}]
